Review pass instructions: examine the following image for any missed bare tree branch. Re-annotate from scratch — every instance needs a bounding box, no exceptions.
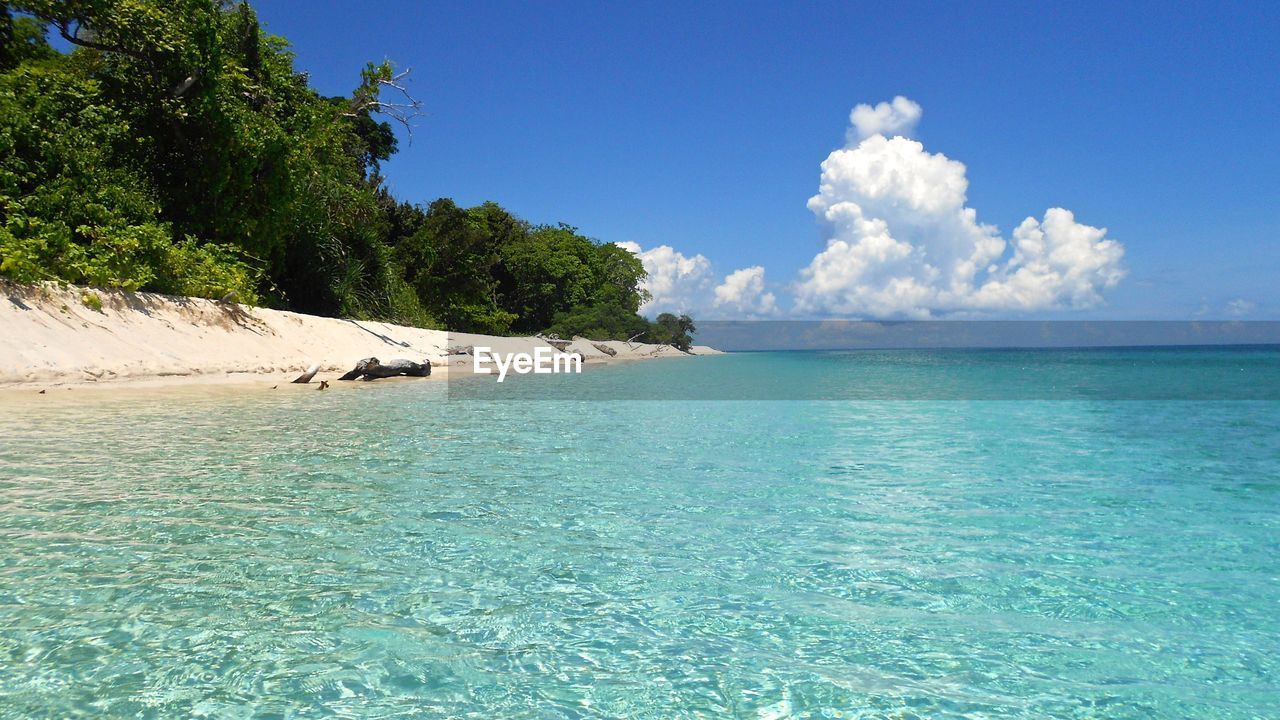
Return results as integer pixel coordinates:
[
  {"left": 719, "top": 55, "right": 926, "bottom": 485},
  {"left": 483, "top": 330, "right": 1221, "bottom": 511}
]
[
  {"left": 53, "top": 19, "right": 150, "bottom": 62},
  {"left": 343, "top": 65, "right": 424, "bottom": 137}
]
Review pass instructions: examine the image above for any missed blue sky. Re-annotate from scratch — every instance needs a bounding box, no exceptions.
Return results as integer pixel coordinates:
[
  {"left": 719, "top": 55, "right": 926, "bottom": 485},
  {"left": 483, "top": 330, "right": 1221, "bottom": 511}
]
[{"left": 252, "top": 0, "right": 1279, "bottom": 319}]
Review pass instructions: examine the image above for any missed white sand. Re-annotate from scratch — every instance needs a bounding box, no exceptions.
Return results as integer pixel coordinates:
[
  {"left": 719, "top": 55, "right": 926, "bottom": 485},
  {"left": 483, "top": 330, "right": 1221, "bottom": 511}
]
[{"left": 0, "top": 283, "right": 720, "bottom": 390}]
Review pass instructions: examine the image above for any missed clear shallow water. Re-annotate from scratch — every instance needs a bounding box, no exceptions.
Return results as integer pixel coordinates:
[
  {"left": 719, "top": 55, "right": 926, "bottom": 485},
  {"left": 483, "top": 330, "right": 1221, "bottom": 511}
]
[{"left": 1, "top": 351, "right": 1278, "bottom": 718}]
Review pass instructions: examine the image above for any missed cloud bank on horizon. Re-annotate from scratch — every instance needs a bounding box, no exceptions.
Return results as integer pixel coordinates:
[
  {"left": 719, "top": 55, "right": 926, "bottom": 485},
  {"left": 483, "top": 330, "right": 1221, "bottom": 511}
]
[{"left": 621, "top": 96, "right": 1126, "bottom": 319}]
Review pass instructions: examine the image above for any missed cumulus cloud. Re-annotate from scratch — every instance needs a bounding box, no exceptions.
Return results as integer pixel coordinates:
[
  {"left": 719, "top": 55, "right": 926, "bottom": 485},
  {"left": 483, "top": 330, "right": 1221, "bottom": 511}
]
[
  {"left": 848, "top": 95, "right": 922, "bottom": 143},
  {"left": 617, "top": 242, "right": 777, "bottom": 318},
  {"left": 615, "top": 241, "right": 713, "bottom": 316},
  {"left": 714, "top": 266, "right": 777, "bottom": 316},
  {"left": 797, "top": 98, "right": 1125, "bottom": 318}
]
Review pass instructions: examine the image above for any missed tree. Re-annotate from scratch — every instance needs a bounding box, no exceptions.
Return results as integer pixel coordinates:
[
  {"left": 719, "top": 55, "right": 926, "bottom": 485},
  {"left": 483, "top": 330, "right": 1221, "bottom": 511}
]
[
  {"left": 0, "top": 0, "right": 662, "bottom": 339},
  {"left": 1, "top": 8, "right": 57, "bottom": 70},
  {"left": 649, "top": 313, "right": 696, "bottom": 352},
  {"left": 547, "top": 295, "right": 652, "bottom": 341},
  {"left": 392, "top": 199, "right": 520, "bottom": 333},
  {"left": 343, "top": 60, "right": 422, "bottom": 137}
]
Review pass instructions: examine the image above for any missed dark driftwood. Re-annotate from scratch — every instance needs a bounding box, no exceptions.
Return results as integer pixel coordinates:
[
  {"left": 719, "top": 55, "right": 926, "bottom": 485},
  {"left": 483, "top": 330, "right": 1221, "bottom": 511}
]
[{"left": 337, "top": 357, "right": 432, "bottom": 381}]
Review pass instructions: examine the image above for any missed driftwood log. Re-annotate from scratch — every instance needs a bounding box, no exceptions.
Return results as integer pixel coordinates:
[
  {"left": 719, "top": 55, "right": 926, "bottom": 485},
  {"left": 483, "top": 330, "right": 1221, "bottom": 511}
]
[
  {"left": 337, "top": 357, "right": 432, "bottom": 381},
  {"left": 291, "top": 363, "right": 321, "bottom": 384}
]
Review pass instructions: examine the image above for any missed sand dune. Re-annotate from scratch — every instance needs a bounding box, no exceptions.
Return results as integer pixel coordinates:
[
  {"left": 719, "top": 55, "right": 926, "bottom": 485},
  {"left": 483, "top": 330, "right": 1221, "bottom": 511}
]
[{"left": 0, "top": 283, "right": 720, "bottom": 389}]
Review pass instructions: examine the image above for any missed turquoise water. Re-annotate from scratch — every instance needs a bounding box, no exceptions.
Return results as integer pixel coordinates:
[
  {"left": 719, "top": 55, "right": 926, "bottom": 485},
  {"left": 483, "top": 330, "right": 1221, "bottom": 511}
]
[{"left": 1, "top": 350, "right": 1278, "bottom": 718}]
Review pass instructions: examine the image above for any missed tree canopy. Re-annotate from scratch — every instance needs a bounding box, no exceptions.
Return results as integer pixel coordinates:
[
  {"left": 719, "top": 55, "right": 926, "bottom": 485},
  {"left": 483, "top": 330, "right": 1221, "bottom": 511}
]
[
  {"left": 0, "top": 0, "right": 688, "bottom": 344},
  {"left": 649, "top": 313, "right": 697, "bottom": 352}
]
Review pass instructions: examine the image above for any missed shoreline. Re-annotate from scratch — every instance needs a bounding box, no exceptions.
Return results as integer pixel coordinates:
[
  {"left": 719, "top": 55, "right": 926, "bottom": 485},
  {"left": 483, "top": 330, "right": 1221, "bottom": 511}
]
[{"left": 0, "top": 283, "right": 721, "bottom": 394}]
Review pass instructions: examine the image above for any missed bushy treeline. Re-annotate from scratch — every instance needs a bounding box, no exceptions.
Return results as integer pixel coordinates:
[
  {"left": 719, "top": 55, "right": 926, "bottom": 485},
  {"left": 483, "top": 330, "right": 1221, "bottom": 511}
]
[{"left": 0, "top": 1, "right": 674, "bottom": 340}]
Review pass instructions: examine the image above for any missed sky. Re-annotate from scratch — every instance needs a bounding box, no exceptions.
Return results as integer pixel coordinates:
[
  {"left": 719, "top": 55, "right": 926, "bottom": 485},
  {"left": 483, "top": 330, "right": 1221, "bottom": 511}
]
[{"left": 252, "top": 0, "right": 1279, "bottom": 320}]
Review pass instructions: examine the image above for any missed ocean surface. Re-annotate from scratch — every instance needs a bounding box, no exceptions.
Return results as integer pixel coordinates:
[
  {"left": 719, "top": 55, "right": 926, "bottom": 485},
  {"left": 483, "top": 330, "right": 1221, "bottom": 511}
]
[{"left": 1, "top": 349, "right": 1278, "bottom": 718}]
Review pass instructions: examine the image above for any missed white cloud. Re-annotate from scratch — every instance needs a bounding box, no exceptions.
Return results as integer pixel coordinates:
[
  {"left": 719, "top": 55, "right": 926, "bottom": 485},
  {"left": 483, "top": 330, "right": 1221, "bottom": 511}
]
[
  {"left": 848, "top": 95, "right": 922, "bottom": 143},
  {"left": 617, "top": 242, "right": 776, "bottom": 318},
  {"left": 615, "top": 241, "right": 713, "bottom": 316},
  {"left": 797, "top": 98, "right": 1125, "bottom": 318},
  {"left": 1226, "top": 298, "right": 1256, "bottom": 316},
  {"left": 714, "top": 266, "right": 777, "bottom": 316}
]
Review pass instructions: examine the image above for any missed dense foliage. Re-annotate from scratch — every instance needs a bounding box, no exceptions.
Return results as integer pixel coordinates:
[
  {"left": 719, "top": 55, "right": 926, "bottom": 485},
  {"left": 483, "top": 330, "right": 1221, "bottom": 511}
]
[
  {"left": 0, "top": 0, "right": 684, "bottom": 342},
  {"left": 648, "top": 313, "right": 697, "bottom": 352}
]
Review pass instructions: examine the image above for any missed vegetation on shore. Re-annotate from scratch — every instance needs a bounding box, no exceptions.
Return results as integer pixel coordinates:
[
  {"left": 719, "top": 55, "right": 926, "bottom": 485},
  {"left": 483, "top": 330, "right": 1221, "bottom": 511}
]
[{"left": 0, "top": 1, "right": 692, "bottom": 343}]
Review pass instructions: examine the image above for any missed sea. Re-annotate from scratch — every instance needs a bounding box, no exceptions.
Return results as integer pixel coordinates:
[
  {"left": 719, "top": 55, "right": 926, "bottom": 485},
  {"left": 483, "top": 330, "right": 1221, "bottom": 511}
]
[{"left": 1, "top": 348, "right": 1277, "bottom": 718}]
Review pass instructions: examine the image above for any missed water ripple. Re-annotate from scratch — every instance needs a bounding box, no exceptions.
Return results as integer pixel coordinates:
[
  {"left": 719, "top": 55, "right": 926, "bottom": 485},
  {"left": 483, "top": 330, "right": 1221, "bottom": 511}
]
[{"left": 0, "top": 360, "right": 1278, "bottom": 717}]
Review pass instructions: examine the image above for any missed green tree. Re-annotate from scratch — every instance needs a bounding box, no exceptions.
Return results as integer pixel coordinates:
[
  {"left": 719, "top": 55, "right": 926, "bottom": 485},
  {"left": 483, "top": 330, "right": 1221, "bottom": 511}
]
[
  {"left": 546, "top": 296, "right": 651, "bottom": 341},
  {"left": 1, "top": 8, "right": 56, "bottom": 70},
  {"left": 0, "top": 0, "right": 665, "bottom": 339},
  {"left": 649, "top": 313, "right": 696, "bottom": 351},
  {"left": 393, "top": 199, "right": 520, "bottom": 333}
]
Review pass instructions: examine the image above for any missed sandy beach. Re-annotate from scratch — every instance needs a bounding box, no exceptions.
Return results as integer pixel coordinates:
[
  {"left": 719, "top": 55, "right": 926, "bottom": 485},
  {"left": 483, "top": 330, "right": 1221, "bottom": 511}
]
[{"left": 0, "top": 283, "right": 720, "bottom": 391}]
